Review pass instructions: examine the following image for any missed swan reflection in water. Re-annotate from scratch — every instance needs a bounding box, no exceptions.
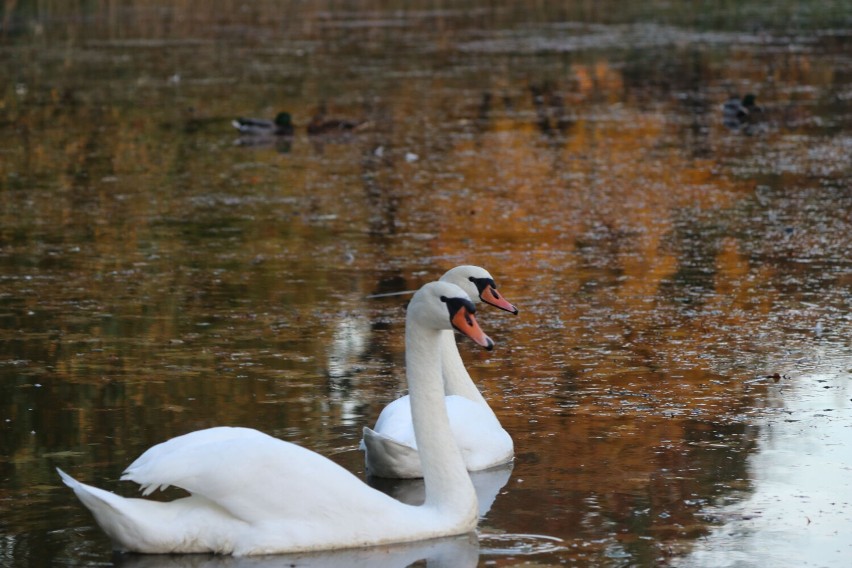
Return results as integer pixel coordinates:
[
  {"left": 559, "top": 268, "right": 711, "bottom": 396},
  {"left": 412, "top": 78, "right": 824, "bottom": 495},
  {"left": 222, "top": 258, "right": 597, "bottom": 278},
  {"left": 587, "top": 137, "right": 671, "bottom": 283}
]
[
  {"left": 326, "top": 310, "right": 371, "bottom": 382},
  {"left": 369, "top": 463, "right": 514, "bottom": 519},
  {"left": 113, "top": 532, "right": 479, "bottom": 568}
]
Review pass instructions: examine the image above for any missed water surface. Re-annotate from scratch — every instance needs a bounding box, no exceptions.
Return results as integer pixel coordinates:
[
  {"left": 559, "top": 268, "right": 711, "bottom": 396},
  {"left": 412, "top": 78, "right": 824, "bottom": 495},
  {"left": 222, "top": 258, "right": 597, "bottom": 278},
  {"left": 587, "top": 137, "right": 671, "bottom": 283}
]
[{"left": 1, "top": 2, "right": 851, "bottom": 566}]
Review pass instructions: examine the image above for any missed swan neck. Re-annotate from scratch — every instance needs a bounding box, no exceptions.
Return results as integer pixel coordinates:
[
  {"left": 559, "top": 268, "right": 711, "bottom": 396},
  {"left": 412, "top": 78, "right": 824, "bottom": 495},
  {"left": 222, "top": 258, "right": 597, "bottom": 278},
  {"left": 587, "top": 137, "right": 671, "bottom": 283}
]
[
  {"left": 440, "top": 331, "right": 490, "bottom": 408},
  {"left": 405, "top": 319, "right": 476, "bottom": 517}
]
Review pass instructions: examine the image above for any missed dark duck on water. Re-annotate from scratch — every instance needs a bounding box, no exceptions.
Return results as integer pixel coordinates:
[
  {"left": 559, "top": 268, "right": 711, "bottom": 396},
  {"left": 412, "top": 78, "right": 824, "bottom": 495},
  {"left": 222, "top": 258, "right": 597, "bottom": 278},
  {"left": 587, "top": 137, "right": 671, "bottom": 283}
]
[
  {"left": 722, "top": 93, "right": 764, "bottom": 132},
  {"left": 232, "top": 112, "right": 295, "bottom": 136}
]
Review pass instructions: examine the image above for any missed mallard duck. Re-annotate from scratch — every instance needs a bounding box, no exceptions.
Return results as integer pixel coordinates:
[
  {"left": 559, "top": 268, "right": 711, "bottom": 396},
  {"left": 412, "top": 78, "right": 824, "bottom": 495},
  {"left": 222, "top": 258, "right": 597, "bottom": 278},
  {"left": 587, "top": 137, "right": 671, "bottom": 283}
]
[
  {"left": 306, "top": 115, "right": 368, "bottom": 135},
  {"left": 232, "top": 112, "right": 294, "bottom": 136},
  {"left": 723, "top": 94, "right": 763, "bottom": 130}
]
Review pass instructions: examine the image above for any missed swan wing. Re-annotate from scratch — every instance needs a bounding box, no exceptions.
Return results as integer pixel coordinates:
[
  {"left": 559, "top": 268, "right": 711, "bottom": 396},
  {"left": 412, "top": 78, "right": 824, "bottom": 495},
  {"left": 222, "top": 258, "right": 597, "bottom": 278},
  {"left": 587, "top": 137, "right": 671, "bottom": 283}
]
[
  {"left": 122, "top": 427, "right": 399, "bottom": 524},
  {"left": 123, "top": 427, "right": 263, "bottom": 495}
]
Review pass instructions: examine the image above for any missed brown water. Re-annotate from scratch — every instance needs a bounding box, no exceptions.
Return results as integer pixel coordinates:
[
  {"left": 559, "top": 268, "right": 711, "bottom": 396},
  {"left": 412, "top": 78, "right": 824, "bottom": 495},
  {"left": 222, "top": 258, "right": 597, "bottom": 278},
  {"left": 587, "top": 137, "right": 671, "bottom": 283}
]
[{"left": 2, "top": 2, "right": 851, "bottom": 566}]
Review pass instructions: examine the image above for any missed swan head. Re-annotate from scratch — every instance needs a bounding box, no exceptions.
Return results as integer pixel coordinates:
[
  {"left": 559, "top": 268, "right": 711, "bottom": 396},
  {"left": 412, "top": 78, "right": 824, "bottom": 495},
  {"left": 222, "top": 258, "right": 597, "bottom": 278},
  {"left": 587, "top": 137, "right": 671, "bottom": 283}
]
[
  {"left": 440, "top": 265, "right": 518, "bottom": 315},
  {"left": 410, "top": 281, "right": 494, "bottom": 350}
]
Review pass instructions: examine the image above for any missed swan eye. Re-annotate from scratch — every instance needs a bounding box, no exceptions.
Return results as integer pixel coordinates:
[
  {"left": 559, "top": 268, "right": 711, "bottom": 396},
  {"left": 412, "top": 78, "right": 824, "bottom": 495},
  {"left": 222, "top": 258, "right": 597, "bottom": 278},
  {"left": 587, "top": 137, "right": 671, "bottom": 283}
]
[
  {"left": 443, "top": 296, "right": 477, "bottom": 321},
  {"left": 469, "top": 277, "right": 497, "bottom": 298}
]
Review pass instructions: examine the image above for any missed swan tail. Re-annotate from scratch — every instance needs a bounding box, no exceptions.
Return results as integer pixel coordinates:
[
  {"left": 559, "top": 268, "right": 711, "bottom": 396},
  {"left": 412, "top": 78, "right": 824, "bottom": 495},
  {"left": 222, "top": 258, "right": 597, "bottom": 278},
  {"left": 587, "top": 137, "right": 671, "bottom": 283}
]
[
  {"left": 58, "top": 468, "right": 222, "bottom": 554},
  {"left": 58, "top": 468, "right": 126, "bottom": 515},
  {"left": 361, "top": 427, "right": 424, "bottom": 479},
  {"left": 58, "top": 467, "right": 149, "bottom": 551}
]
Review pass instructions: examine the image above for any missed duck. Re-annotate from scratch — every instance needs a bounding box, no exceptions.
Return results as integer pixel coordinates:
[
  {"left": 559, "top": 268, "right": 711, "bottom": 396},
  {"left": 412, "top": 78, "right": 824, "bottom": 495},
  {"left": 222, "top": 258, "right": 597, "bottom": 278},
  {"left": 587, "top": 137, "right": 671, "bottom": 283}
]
[
  {"left": 232, "top": 112, "right": 294, "bottom": 136},
  {"left": 723, "top": 93, "right": 763, "bottom": 131},
  {"left": 306, "top": 115, "right": 368, "bottom": 135},
  {"left": 361, "top": 265, "right": 518, "bottom": 478},
  {"left": 306, "top": 102, "right": 368, "bottom": 135},
  {"left": 57, "top": 281, "right": 494, "bottom": 555}
]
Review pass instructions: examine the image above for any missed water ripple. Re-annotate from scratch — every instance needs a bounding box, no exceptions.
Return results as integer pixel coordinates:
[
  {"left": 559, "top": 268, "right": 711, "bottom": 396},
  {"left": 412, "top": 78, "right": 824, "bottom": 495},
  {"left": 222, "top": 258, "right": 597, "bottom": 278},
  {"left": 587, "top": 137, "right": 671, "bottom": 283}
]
[{"left": 478, "top": 532, "right": 568, "bottom": 556}]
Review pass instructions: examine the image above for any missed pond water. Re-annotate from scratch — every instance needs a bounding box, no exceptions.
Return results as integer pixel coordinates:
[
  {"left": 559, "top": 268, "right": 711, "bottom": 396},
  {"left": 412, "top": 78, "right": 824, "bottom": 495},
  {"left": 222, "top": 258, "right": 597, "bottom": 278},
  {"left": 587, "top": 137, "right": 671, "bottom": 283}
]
[{"left": 1, "top": 1, "right": 851, "bottom": 566}]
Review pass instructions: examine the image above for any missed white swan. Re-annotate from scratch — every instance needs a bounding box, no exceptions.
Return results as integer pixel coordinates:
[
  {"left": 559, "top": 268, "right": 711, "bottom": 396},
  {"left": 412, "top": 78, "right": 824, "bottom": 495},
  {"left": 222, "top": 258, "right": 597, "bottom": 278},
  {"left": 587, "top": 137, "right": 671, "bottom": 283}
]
[
  {"left": 57, "top": 281, "right": 494, "bottom": 555},
  {"left": 362, "top": 265, "right": 518, "bottom": 478}
]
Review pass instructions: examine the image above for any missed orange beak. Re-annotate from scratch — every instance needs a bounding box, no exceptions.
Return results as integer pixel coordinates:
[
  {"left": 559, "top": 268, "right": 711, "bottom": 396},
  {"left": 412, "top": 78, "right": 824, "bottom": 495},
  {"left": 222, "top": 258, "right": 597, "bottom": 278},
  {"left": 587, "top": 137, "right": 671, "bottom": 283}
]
[
  {"left": 451, "top": 307, "right": 494, "bottom": 350},
  {"left": 481, "top": 285, "right": 518, "bottom": 315}
]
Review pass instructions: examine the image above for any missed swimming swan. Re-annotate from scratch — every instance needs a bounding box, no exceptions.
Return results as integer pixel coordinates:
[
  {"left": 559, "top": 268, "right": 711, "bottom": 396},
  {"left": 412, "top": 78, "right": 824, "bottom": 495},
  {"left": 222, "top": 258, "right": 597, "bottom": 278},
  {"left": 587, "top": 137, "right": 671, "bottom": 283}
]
[
  {"left": 362, "top": 265, "right": 517, "bottom": 478},
  {"left": 57, "top": 281, "right": 493, "bottom": 555}
]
